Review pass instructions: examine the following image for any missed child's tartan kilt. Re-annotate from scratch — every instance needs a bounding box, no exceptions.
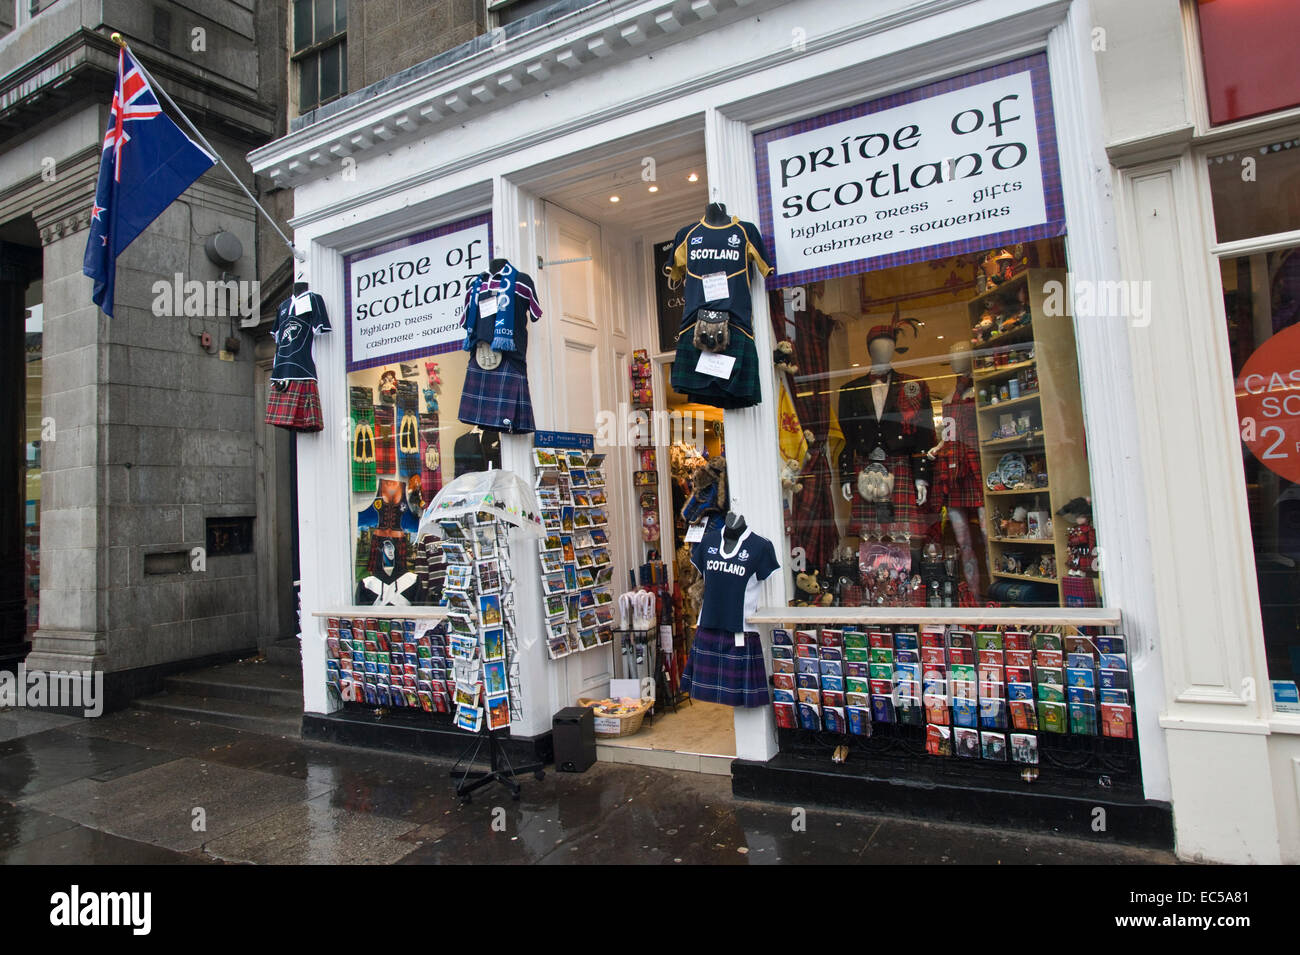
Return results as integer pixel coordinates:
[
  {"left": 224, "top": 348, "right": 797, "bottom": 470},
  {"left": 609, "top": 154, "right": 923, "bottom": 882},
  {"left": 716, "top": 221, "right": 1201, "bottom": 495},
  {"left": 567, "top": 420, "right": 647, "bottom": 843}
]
[
  {"left": 850, "top": 451, "right": 927, "bottom": 539},
  {"left": 670, "top": 320, "right": 760, "bottom": 409},
  {"left": 265, "top": 380, "right": 323, "bottom": 432}
]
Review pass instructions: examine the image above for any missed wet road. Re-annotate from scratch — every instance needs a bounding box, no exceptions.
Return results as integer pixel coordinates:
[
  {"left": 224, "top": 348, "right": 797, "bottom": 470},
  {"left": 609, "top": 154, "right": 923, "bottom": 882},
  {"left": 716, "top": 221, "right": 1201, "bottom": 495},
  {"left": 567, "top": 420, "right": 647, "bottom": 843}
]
[{"left": 0, "top": 707, "right": 1178, "bottom": 864}]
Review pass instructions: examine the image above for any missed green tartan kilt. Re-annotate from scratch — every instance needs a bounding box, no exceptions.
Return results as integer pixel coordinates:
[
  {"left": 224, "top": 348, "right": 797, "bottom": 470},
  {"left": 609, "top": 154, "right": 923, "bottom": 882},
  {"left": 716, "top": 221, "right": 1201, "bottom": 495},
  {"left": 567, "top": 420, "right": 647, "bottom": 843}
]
[{"left": 670, "top": 320, "right": 761, "bottom": 409}]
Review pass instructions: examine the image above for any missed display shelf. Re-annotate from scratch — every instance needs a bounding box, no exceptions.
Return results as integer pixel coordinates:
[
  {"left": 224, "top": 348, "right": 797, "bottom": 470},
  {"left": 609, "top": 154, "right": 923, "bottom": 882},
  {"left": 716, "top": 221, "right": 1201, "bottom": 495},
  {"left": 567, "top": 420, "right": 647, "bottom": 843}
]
[
  {"left": 991, "top": 570, "right": 1060, "bottom": 584},
  {"left": 312, "top": 606, "right": 451, "bottom": 619},
  {"left": 976, "top": 391, "right": 1041, "bottom": 413},
  {"left": 981, "top": 429, "right": 1045, "bottom": 448},
  {"left": 973, "top": 359, "right": 1036, "bottom": 382},
  {"left": 970, "top": 322, "right": 1035, "bottom": 350},
  {"left": 967, "top": 270, "right": 1029, "bottom": 308},
  {"left": 969, "top": 268, "right": 1093, "bottom": 607},
  {"left": 989, "top": 536, "right": 1055, "bottom": 545}
]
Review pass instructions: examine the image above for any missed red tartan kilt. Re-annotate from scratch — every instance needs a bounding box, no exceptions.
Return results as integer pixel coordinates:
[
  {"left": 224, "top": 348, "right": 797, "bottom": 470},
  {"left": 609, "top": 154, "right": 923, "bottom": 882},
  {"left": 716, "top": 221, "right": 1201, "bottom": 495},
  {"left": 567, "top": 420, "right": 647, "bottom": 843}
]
[
  {"left": 933, "top": 446, "right": 985, "bottom": 509},
  {"left": 849, "top": 452, "right": 926, "bottom": 538},
  {"left": 266, "top": 380, "right": 324, "bottom": 432}
]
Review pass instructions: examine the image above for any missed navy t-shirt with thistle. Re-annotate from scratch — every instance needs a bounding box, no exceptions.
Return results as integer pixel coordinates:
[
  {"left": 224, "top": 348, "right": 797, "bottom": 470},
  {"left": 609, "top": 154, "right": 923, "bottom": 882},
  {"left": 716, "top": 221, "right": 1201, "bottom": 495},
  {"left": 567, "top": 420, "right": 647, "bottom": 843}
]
[{"left": 690, "top": 526, "right": 780, "bottom": 634}]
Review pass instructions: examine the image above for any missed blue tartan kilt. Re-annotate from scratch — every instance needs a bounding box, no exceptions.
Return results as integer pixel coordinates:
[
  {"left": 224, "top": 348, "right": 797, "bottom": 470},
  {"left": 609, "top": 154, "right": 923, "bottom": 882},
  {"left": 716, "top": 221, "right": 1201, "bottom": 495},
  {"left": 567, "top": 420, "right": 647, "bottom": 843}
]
[
  {"left": 681, "top": 627, "right": 771, "bottom": 708},
  {"left": 457, "top": 353, "right": 535, "bottom": 434}
]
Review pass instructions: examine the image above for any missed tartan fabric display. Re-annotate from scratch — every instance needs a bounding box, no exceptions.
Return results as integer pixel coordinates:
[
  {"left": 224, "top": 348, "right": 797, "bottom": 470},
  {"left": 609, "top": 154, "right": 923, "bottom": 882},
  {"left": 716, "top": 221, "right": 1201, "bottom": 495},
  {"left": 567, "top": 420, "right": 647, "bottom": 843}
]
[
  {"left": 350, "top": 386, "right": 376, "bottom": 494},
  {"left": 265, "top": 380, "right": 324, "bottom": 432},
  {"left": 396, "top": 380, "right": 421, "bottom": 478},
  {"left": 420, "top": 419, "right": 442, "bottom": 501},
  {"left": 373, "top": 406, "right": 396, "bottom": 476},
  {"left": 776, "top": 294, "right": 838, "bottom": 573},
  {"left": 850, "top": 451, "right": 929, "bottom": 539},
  {"left": 457, "top": 353, "right": 535, "bottom": 433},
  {"left": 1061, "top": 575, "right": 1099, "bottom": 608},
  {"left": 355, "top": 533, "right": 371, "bottom": 581},
  {"left": 670, "top": 321, "right": 760, "bottom": 409},
  {"left": 680, "top": 627, "right": 771, "bottom": 707},
  {"left": 932, "top": 386, "right": 984, "bottom": 509}
]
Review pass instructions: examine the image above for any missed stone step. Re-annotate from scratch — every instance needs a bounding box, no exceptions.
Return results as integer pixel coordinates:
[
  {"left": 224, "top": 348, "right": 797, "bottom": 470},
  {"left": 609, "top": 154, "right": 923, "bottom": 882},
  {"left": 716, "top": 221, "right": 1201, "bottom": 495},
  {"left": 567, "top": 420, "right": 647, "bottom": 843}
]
[
  {"left": 163, "top": 661, "right": 303, "bottom": 708},
  {"left": 265, "top": 638, "right": 301, "bottom": 668},
  {"left": 135, "top": 692, "right": 302, "bottom": 737}
]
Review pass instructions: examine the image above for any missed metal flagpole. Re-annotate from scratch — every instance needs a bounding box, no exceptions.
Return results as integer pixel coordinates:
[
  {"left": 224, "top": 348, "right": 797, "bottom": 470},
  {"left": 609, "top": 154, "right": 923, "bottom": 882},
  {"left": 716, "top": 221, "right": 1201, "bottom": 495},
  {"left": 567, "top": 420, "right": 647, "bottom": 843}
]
[{"left": 109, "top": 32, "right": 304, "bottom": 262}]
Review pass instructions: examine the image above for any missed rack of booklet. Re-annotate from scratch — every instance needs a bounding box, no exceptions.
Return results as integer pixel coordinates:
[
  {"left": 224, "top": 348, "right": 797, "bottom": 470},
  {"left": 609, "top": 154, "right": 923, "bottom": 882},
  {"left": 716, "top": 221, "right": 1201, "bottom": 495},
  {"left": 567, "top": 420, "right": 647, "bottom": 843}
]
[
  {"left": 771, "top": 626, "right": 1135, "bottom": 766},
  {"left": 436, "top": 513, "right": 520, "bottom": 733},
  {"left": 532, "top": 431, "right": 617, "bottom": 659}
]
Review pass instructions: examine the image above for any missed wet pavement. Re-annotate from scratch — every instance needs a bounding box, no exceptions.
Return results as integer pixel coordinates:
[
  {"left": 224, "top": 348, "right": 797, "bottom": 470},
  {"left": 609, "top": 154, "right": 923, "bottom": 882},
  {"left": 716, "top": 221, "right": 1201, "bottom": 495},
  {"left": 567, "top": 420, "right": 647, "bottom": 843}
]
[{"left": 0, "top": 707, "right": 1178, "bottom": 864}]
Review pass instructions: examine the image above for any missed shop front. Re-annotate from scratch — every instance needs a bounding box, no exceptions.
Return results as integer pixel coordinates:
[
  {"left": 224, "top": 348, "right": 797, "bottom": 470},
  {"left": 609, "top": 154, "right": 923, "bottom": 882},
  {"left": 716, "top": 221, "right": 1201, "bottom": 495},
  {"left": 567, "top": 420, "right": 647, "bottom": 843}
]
[{"left": 247, "top": 0, "right": 1298, "bottom": 861}]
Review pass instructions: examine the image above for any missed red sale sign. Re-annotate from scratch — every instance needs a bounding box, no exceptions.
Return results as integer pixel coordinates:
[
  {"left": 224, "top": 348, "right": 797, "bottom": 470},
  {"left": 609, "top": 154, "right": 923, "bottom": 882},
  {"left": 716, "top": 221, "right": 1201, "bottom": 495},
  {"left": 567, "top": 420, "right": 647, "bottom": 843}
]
[{"left": 1236, "top": 323, "right": 1300, "bottom": 485}]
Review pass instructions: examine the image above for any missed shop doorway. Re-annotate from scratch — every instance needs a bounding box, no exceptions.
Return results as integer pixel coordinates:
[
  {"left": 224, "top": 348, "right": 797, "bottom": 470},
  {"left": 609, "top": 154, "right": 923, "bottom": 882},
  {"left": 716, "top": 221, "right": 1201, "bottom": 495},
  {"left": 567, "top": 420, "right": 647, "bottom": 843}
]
[{"left": 522, "top": 126, "right": 739, "bottom": 772}]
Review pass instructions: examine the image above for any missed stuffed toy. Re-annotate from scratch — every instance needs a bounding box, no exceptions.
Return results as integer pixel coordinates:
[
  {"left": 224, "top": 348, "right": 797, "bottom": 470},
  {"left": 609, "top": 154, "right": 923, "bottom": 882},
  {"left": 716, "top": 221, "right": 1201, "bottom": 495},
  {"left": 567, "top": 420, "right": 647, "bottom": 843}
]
[
  {"left": 681, "top": 456, "right": 728, "bottom": 524},
  {"left": 780, "top": 430, "right": 813, "bottom": 502},
  {"left": 790, "top": 571, "right": 821, "bottom": 608},
  {"left": 772, "top": 340, "right": 799, "bottom": 374}
]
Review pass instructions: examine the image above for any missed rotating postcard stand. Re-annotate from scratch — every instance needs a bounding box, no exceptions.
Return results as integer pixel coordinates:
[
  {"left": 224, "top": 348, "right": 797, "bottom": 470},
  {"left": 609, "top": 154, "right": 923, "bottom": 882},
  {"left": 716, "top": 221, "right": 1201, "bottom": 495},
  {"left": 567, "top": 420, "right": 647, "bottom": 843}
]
[{"left": 418, "top": 469, "right": 547, "bottom": 800}]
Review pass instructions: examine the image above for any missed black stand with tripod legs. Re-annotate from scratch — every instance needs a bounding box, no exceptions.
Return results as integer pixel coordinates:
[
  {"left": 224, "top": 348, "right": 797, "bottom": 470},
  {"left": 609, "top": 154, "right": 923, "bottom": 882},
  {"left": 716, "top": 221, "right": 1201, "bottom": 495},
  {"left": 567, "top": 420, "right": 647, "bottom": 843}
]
[{"left": 449, "top": 725, "right": 545, "bottom": 801}]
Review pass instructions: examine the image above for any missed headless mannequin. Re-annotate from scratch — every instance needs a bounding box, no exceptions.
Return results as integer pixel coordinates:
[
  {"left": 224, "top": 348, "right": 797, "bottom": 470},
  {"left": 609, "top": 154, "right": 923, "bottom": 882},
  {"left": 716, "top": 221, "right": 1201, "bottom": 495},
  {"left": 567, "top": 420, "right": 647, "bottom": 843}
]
[
  {"left": 489, "top": 257, "right": 509, "bottom": 273},
  {"left": 840, "top": 335, "right": 929, "bottom": 506},
  {"left": 703, "top": 202, "right": 730, "bottom": 226},
  {"left": 723, "top": 510, "right": 746, "bottom": 543},
  {"left": 926, "top": 343, "right": 984, "bottom": 597}
]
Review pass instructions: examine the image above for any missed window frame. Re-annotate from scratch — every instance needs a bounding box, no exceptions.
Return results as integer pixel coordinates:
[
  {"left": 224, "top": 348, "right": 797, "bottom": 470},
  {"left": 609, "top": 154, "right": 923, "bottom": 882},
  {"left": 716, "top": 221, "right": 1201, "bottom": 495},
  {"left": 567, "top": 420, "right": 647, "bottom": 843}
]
[
  {"left": 292, "top": 0, "right": 348, "bottom": 114},
  {"left": 1198, "top": 119, "right": 1300, "bottom": 720}
]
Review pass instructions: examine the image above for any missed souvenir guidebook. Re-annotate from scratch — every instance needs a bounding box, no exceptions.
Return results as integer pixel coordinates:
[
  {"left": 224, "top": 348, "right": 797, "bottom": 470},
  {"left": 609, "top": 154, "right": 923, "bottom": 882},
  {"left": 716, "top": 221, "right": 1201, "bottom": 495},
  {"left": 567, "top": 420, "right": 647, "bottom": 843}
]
[
  {"left": 981, "top": 731, "right": 1007, "bottom": 761},
  {"left": 1009, "top": 732, "right": 1039, "bottom": 765}
]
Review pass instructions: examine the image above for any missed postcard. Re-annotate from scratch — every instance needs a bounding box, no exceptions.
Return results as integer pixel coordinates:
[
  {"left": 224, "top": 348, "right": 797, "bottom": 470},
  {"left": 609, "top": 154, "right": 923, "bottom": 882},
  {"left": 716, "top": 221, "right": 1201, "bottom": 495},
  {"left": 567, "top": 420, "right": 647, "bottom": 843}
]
[
  {"left": 485, "top": 694, "right": 511, "bottom": 730},
  {"left": 483, "top": 628, "right": 505, "bottom": 661},
  {"left": 455, "top": 703, "right": 483, "bottom": 733}
]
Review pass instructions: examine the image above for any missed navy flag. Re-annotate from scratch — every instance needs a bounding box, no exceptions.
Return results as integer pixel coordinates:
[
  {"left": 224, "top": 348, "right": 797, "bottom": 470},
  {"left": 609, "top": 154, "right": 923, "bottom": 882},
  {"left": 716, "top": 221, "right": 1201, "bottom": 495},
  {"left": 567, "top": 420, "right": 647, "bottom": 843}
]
[{"left": 82, "top": 47, "right": 216, "bottom": 317}]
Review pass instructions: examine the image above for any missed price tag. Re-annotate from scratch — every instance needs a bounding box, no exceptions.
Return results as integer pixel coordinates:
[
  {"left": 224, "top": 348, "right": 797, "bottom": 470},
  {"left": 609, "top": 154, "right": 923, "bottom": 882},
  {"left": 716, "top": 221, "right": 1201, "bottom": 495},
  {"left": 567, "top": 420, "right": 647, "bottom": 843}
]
[
  {"left": 735, "top": 633, "right": 745, "bottom": 647},
  {"left": 684, "top": 522, "right": 706, "bottom": 542},
  {"left": 478, "top": 294, "right": 499, "bottom": 317},
  {"left": 702, "top": 272, "right": 728, "bottom": 301},
  {"left": 293, "top": 294, "right": 311, "bottom": 315},
  {"left": 695, "top": 351, "right": 736, "bottom": 378}
]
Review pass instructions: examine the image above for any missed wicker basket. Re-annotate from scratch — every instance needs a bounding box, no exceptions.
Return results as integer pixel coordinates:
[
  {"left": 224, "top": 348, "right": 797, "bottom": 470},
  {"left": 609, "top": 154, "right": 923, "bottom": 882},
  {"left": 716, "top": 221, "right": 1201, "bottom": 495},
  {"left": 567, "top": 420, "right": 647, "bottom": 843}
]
[{"left": 577, "top": 697, "right": 653, "bottom": 738}]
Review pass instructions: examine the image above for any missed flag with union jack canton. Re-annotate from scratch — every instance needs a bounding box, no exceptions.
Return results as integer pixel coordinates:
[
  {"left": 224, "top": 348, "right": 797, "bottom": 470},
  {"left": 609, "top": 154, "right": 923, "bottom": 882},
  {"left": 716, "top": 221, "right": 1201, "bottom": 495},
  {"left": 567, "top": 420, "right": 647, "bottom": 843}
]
[{"left": 82, "top": 47, "right": 216, "bottom": 317}]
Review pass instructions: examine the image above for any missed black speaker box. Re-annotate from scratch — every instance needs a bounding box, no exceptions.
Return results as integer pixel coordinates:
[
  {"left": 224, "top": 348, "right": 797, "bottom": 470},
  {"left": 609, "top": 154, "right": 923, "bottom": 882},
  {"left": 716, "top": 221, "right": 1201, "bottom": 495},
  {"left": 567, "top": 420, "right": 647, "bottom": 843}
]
[{"left": 553, "top": 706, "right": 596, "bottom": 773}]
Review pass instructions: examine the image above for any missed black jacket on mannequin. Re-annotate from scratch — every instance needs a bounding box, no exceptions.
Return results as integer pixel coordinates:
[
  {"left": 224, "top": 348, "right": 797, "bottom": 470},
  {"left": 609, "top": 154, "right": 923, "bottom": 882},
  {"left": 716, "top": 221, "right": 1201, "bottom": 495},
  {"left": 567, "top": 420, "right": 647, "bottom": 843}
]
[{"left": 836, "top": 371, "right": 935, "bottom": 481}]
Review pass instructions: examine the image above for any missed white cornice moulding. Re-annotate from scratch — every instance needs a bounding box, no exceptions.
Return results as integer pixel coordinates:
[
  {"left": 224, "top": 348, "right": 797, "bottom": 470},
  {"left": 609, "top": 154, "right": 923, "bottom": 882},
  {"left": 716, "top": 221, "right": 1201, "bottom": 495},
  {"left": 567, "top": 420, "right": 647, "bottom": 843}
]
[{"left": 250, "top": 0, "right": 776, "bottom": 184}]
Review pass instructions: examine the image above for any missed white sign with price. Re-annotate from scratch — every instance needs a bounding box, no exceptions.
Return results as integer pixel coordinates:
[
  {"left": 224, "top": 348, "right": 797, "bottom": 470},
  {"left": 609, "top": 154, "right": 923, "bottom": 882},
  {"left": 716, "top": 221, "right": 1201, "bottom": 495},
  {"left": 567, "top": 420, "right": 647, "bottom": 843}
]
[{"left": 695, "top": 352, "right": 736, "bottom": 378}]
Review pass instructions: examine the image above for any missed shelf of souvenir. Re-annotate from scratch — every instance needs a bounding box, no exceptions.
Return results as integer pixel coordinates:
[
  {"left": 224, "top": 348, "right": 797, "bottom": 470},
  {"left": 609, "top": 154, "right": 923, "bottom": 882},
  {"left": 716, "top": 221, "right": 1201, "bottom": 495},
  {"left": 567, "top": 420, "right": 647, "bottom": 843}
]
[
  {"left": 535, "top": 436, "right": 616, "bottom": 658},
  {"left": 968, "top": 268, "right": 1092, "bottom": 607},
  {"left": 773, "top": 623, "right": 1134, "bottom": 770}
]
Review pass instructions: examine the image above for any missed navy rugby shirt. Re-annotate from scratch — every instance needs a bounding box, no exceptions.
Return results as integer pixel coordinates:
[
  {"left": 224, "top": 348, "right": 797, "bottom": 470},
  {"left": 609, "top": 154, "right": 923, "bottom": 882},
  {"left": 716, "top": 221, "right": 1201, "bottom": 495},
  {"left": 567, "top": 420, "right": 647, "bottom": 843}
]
[
  {"left": 461, "top": 261, "right": 543, "bottom": 357},
  {"left": 690, "top": 524, "right": 781, "bottom": 634},
  {"left": 271, "top": 291, "right": 331, "bottom": 382},
  {"left": 668, "top": 216, "right": 773, "bottom": 331}
]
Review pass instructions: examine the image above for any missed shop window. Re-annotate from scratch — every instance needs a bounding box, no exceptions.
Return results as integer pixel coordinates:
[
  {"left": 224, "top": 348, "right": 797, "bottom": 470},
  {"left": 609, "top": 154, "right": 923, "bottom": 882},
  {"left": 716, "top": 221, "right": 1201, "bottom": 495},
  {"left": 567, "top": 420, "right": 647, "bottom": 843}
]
[
  {"left": 293, "top": 0, "right": 347, "bottom": 114},
  {"left": 1219, "top": 242, "right": 1300, "bottom": 708},
  {"left": 1196, "top": 0, "right": 1300, "bottom": 126},
  {"left": 1206, "top": 139, "right": 1300, "bottom": 244},
  {"left": 770, "top": 236, "right": 1103, "bottom": 610},
  {"left": 346, "top": 351, "right": 470, "bottom": 608},
  {"left": 342, "top": 214, "right": 494, "bottom": 610}
]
